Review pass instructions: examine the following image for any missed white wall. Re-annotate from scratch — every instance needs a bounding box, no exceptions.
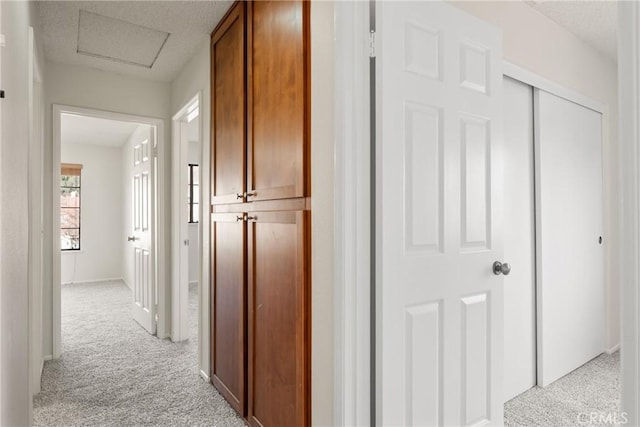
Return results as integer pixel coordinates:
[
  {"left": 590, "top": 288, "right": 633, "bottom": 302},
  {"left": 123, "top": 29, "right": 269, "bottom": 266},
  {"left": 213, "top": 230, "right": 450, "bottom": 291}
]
[
  {"left": 44, "top": 60, "right": 171, "bottom": 357},
  {"left": 121, "top": 125, "right": 153, "bottom": 289},
  {"left": 311, "top": 2, "right": 335, "bottom": 425},
  {"left": 0, "top": 1, "right": 45, "bottom": 424},
  {"left": 169, "top": 39, "right": 210, "bottom": 375},
  {"left": 61, "top": 144, "right": 123, "bottom": 284},
  {"left": 454, "top": 1, "right": 621, "bottom": 350}
]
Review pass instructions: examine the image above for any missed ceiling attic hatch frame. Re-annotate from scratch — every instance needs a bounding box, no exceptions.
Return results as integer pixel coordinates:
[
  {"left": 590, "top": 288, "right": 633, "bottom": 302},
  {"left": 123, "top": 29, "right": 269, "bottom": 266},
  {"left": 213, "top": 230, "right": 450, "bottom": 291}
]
[{"left": 77, "top": 10, "right": 170, "bottom": 69}]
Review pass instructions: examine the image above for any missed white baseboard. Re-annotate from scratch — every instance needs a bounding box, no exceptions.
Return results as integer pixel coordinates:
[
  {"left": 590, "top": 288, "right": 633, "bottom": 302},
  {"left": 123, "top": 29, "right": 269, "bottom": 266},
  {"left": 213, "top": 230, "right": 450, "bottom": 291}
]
[
  {"left": 606, "top": 343, "right": 621, "bottom": 354},
  {"left": 62, "top": 277, "right": 124, "bottom": 285},
  {"left": 199, "top": 370, "right": 210, "bottom": 383}
]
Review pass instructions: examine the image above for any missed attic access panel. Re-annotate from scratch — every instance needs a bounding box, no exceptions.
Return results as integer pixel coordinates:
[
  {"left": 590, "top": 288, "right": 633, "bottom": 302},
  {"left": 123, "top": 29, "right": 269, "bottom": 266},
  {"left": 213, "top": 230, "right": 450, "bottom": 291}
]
[{"left": 77, "top": 10, "right": 170, "bottom": 68}]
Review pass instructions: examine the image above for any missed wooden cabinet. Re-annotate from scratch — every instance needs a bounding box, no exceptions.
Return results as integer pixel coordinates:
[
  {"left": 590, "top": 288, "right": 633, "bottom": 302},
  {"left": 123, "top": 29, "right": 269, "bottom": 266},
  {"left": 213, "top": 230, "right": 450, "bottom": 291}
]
[
  {"left": 210, "top": 1, "right": 310, "bottom": 426},
  {"left": 247, "top": 211, "right": 309, "bottom": 427},
  {"left": 247, "top": 1, "right": 310, "bottom": 202},
  {"left": 210, "top": 213, "right": 246, "bottom": 414},
  {"left": 212, "top": 2, "right": 246, "bottom": 205},
  {"left": 212, "top": 1, "right": 309, "bottom": 206}
]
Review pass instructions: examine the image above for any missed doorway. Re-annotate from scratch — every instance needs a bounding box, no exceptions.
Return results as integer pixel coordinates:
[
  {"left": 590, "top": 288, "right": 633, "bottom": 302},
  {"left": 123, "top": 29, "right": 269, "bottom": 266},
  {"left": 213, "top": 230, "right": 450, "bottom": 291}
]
[
  {"left": 52, "top": 105, "right": 167, "bottom": 357},
  {"left": 171, "top": 94, "right": 201, "bottom": 344}
]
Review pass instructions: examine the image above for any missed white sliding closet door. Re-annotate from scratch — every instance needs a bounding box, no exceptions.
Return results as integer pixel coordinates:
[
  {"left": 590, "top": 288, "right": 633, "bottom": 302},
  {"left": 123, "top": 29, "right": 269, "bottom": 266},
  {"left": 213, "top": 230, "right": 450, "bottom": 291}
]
[
  {"left": 535, "top": 89, "right": 604, "bottom": 387},
  {"left": 503, "top": 77, "right": 536, "bottom": 401}
]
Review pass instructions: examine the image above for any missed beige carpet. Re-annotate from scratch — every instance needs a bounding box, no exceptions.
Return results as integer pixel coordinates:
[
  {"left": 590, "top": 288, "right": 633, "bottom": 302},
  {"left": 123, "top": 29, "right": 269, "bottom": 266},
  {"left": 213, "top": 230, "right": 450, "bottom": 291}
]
[
  {"left": 33, "top": 280, "right": 244, "bottom": 427},
  {"left": 505, "top": 352, "right": 620, "bottom": 427}
]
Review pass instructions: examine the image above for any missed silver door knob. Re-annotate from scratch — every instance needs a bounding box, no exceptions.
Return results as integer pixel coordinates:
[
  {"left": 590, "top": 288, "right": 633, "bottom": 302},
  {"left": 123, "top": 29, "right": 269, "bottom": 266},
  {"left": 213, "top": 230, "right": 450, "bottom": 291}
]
[
  {"left": 493, "top": 261, "right": 511, "bottom": 276},
  {"left": 127, "top": 236, "right": 137, "bottom": 242}
]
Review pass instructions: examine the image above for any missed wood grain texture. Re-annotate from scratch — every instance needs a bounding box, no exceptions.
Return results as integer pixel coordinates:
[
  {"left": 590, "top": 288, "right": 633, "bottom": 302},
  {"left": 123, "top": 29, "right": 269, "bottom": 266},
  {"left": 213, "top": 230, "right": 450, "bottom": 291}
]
[
  {"left": 247, "top": 210, "right": 309, "bottom": 427},
  {"left": 247, "top": 0, "right": 309, "bottom": 202},
  {"left": 211, "top": 213, "right": 247, "bottom": 415},
  {"left": 212, "top": 2, "right": 246, "bottom": 205},
  {"left": 210, "top": 1, "right": 311, "bottom": 424}
]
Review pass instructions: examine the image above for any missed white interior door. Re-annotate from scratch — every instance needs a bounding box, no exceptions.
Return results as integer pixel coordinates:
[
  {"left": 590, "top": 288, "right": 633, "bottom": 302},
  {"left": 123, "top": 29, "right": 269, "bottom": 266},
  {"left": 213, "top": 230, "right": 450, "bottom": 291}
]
[
  {"left": 535, "top": 89, "right": 604, "bottom": 386},
  {"left": 377, "top": 2, "right": 504, "bottom": 425},
  {"left": 131, "top": 130, "right": 156, "bottom": 334},
  {"left": 503, "top": 76, "right": 537, "bottom": 401}
]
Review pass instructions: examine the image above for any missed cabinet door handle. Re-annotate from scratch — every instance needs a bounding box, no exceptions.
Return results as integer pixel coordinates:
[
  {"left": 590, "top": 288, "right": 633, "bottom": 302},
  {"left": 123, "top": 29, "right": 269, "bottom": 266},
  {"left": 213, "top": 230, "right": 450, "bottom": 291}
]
[
  {"left": 246, "top": 216, "right": 258, "bottom": 222},
  {"left": 236, "top": 215, "right": 245, "bottom": 222},
  {"left": 236, "top": 193, "right": 244, "bottom": 200},
  {"left": 245, "top": 190, "right": 257, "bottom": 198}
]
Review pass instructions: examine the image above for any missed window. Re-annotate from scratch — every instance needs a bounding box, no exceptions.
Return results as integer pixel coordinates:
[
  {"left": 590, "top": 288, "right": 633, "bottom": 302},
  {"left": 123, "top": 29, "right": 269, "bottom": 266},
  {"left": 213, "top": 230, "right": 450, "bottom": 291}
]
[
  {"left": 61, "top": 163, "right": 82, "bottom": 250},
  {"left": 188, "top": 164, "right": 199, "bottom": 223}
]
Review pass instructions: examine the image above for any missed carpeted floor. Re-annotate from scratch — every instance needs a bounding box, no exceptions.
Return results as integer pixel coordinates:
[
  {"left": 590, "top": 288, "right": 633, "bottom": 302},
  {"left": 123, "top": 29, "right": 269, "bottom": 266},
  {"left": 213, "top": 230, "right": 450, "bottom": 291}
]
[
  {"left": 33, "top": 280, "right": 244, "bottom": 427},
  {"left": 505, "top": 352, "right": 620, "bottom": 427}
]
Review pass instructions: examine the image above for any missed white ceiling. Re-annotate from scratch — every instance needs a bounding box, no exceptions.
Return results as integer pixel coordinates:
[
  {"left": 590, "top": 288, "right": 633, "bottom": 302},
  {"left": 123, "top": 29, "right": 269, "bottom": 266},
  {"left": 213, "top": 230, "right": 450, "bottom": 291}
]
[
  {"left": 38, "top": 1, "right": 233, "bottom": 82},
  {"left": 526, "top": 1, "right": 618, "bottom": 62},
  {"left": 61, "top": 114, "right": 141, "bottom": 147},
  {"left": 37, "top": 1, "right": 617, "bottom": 83}
]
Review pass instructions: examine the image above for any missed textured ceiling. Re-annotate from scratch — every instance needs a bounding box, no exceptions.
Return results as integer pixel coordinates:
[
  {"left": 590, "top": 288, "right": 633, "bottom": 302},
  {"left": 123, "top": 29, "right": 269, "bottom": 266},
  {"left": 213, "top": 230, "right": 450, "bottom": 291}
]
[
  {"left": 61, "top": 114, "right": 142, "bottom": 147},
  {"left": 526, "top": 1, "right": 617, "bottom": 62},
  {"left": 38, "top": 1, "right": 233, "bottom": 82}
]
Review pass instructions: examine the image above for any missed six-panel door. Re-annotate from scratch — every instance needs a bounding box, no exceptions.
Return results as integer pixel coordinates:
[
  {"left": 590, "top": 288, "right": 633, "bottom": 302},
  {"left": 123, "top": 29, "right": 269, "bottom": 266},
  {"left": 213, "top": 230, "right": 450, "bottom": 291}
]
[
  {"left": 212, "top": 2, "right": 246, "bottom": 205},
  {"left": 377, "top": 2, "right": 504, "bottom": 425},
  {"left": 131, "top": 128, "right": 156, "bottom": 335},
  {"left": 247, "top": 210, "right": 309, "bottom": 427},
  {"left": 211, "top": 213, "right": 247, "bottom": 415}
]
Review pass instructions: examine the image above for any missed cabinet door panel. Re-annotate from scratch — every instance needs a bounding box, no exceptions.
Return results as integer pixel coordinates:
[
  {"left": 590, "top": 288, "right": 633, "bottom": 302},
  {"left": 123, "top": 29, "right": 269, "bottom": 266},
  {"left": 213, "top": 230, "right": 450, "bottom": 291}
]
[
  {"left": 212, "top": 2, "right": 246, "bottom": 205},
  {"left": 248, "top": 1, "right": 309, "bottom": 202},
  {"left": 211, "top": 213, "right": 246, "bottom": 415},
  {"left": 247, "top": 210, "right": 309, "bottom": 427}
]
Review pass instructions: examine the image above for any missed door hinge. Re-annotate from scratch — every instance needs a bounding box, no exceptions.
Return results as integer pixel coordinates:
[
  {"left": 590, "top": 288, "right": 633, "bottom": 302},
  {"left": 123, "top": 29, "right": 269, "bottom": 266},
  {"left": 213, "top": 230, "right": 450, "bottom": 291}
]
[{"left": 369, "top": 30, "right": 376, "bottom": 58}]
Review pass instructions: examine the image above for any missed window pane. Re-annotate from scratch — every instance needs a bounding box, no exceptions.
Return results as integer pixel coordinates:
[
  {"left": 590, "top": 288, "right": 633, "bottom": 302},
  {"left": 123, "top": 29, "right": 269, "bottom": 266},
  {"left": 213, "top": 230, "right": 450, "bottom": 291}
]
[
  {"left": 61, "top": 228, "right": 80, "bottom": 250},
  {"left": 61, "top": 188, "right": 80, "bottom": 207},
  {"left": 61, "top": 175, "right": 80, "bottom": 187},
  {"left": 193, "top": 166, "right": 199, "bottom": 185},
  {"left": 193, "top": 203, "right": 199, "bottom": 223},
  {"left": 61, "top": 207, "right": 80, "bottom": 229}
]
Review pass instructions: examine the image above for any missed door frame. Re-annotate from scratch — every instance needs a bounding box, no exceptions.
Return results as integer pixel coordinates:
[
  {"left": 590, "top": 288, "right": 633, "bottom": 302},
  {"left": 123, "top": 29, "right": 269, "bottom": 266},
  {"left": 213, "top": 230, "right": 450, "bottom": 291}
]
[
  {"left": 618, "top": 2, "right": 640, "bottom": 423},
  {"left": 28, "top": 25, "right": 43, "bottom": 395},
  {"left": 332, "top": 1, "right": 372, "bottom": 425},
  {"left": 170, "top": 92, "right": 201, "bottom": 344},
  {"left": 51, "top": 104, "right": 167, "bottom": 358}
]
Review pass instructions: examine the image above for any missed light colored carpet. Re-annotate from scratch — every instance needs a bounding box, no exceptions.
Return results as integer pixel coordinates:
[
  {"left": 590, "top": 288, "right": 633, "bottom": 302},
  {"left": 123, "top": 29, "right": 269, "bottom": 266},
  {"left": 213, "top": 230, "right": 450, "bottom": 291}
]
[
  {"left": 33, "top": 280, "right": 244, "bottom": 427},
  {"left": 505, "top": 352, "right": 620, "bottom": 427}
]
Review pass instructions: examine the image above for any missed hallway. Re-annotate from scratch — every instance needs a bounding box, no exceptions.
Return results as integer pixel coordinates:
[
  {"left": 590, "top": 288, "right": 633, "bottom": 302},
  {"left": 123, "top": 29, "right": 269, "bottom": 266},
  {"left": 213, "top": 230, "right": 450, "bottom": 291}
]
[{"left": 33, "top": 281, "right": 243, "bottom": 426}]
